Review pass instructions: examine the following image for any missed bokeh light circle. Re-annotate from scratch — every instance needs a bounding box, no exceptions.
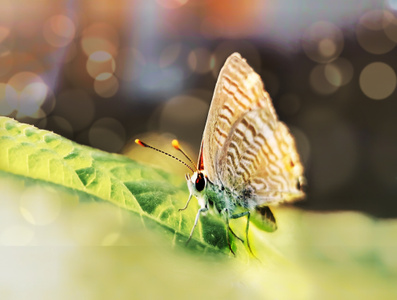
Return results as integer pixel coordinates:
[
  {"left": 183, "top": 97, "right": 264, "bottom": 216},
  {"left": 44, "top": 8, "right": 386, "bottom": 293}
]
[
  {"left": 94, "top": 74, "right": 119, "bottom": 98},
  {"left": 20, "top": 186, "right": 61, "bottom": 226},
  {"left": 324, "top": 58, "right": 354, "bottom": 87},
  {"left": 7, "top": 72, "right": 48, "bottom": 117},
  {"left": 88, "top": 118, "right": 126, "bottom": 152},
  {"left": 324, "top": 63, "right": 342, "bottom": 87},
  {"left": 302, "top": 21, "right": 344, "bottom": 63},
  {"left": 43, "top": 14, "right": 76, "bottom": 48},
  {"left": 42, "top": 115, "right": 74, "bottom": 139},
  {"left": 383, "top": 10, "right": 397, "bottom": 42},
  {"left": 356, "top": 10, "right": 396, "bottom": 54},
  {"left": 188, "top": 48, "right": 212, "bottom": 74},
  {"left": 359, "top": 62, "right": 396, "bottom": 100},
  {"left": 86, "top": 50, "right": 116, "bottom": 80},
  {"left": 309, "top": 64, "right": 339, "bottom": 95}
]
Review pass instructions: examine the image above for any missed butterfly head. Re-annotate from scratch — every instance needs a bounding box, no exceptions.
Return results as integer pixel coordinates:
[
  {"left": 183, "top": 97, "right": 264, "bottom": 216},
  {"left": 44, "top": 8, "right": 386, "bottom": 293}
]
[
  {"left": 186, "top": 171, "right": 206, "bottom": 192},
  {"left": 186, "top": 171, "right": 208, "bottom": 207},
  {"left": 135, "top": 138, "right": 209, "bottom": 204}
]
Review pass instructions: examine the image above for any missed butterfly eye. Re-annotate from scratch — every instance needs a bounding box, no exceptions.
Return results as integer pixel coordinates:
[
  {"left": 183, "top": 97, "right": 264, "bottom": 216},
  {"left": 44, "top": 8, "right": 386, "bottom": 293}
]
[{"left": 195, "top": 173, "right": 206, "bottom": 192}]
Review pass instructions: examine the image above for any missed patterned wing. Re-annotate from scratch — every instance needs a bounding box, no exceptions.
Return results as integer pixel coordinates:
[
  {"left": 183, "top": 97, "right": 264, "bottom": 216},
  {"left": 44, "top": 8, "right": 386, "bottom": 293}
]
[
  {"left": 199, "top": 53, "right": 277, "bottom": 183},
  {"left": 219, "top": 108, "right": 305, "bottom": 206},
  {"left": 251, "top": 121, "right": 305, "bottom": 204},
  {"left": 251, "top": 206, "right": 277, "bottom": 232}
]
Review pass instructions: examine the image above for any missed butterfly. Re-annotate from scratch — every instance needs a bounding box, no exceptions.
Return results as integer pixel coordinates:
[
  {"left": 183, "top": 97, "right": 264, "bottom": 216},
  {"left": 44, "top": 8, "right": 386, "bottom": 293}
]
[{"left": 136, "top": 53, "right": 305, "bottom": 255}]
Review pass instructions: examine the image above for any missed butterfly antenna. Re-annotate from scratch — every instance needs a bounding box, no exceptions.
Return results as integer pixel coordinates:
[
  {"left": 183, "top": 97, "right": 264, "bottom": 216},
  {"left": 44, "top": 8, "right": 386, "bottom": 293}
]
[
  {"left": 171, "top": 139, "right": 198, "bottom": 171},
  {"left": 135, "top": 139, "right": 195, "bottom": 173}
]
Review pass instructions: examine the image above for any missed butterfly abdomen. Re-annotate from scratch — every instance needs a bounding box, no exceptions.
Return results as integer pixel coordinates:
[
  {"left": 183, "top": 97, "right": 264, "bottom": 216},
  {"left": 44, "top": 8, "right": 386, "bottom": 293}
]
[
  {"left": 237, "top": 186, "right": 258, "bottom": 209},
  {"left": 204, "top": 179, "right": 256, "bottom": 215}
]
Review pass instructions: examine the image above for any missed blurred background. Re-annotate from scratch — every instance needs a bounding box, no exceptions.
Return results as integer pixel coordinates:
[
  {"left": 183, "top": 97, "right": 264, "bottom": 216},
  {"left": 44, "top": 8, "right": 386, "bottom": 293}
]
[{"left": 0, "top": 0, "right": 396, "bottom": 218}]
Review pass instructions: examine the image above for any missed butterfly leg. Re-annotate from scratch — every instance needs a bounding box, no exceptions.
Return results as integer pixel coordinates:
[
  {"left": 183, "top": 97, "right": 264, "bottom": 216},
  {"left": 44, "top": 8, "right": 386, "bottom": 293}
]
[
  {"left": 179, "top": 194, "right": 192, "bottom": 211},
  {"left": 229, "top": 226, "right": 244, "bottom": 244},
  {"left": 245, "top": 212, "right": 254, "bottom": 257},
  {"left": 186, "top": 207, "right": 207, "bottom": 245},
  {"left": 230, "top": 211, "right": 255, "bottom": 257},
  {"left": 223, "top": 209, "right": 236, "bottom": 256}
]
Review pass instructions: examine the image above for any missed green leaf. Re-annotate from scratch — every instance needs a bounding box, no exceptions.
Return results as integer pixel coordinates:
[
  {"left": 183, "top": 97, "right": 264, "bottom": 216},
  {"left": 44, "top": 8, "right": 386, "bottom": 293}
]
[{"left": 0, "top": 116, "right": 229, "bottom": 254}]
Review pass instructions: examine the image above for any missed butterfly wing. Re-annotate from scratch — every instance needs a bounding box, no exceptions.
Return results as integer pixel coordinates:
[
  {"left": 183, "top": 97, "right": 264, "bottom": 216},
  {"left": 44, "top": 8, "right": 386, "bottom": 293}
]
[
  {"left": 199, "top": 53, "right": 277, "bottom": 181},
  {"left": 220, "top": 108, "right": 304, "bottom": 205},
  {"left": 250, "top": 206, "right": 277, "bottom": 232},
  {"left": 201, "top": 53, "right": 304, "bottom": 205},
  {"left": 249, "top": 120, "right": 305, "bottom": 203}
]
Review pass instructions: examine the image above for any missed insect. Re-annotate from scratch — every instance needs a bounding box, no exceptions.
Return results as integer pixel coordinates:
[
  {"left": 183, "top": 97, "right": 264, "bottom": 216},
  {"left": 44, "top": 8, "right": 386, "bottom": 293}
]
[{"left": 136, "top": 53, "right": 305, "bottom": 255}]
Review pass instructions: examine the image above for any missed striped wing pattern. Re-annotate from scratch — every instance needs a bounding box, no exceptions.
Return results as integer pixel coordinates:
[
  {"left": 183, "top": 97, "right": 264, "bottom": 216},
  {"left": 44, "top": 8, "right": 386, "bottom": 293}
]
[
  {"left": 221, "top": 110, "right": 304, "bottom": 205},
  {"left": 252, "top": 121, "right": 304, "bottom": 203},
  {"left": 200, "top": 53, "right": 276, "bottom": 178},
  {"left": 201, "top": 53, "right": 304, "bottom": 205}
]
